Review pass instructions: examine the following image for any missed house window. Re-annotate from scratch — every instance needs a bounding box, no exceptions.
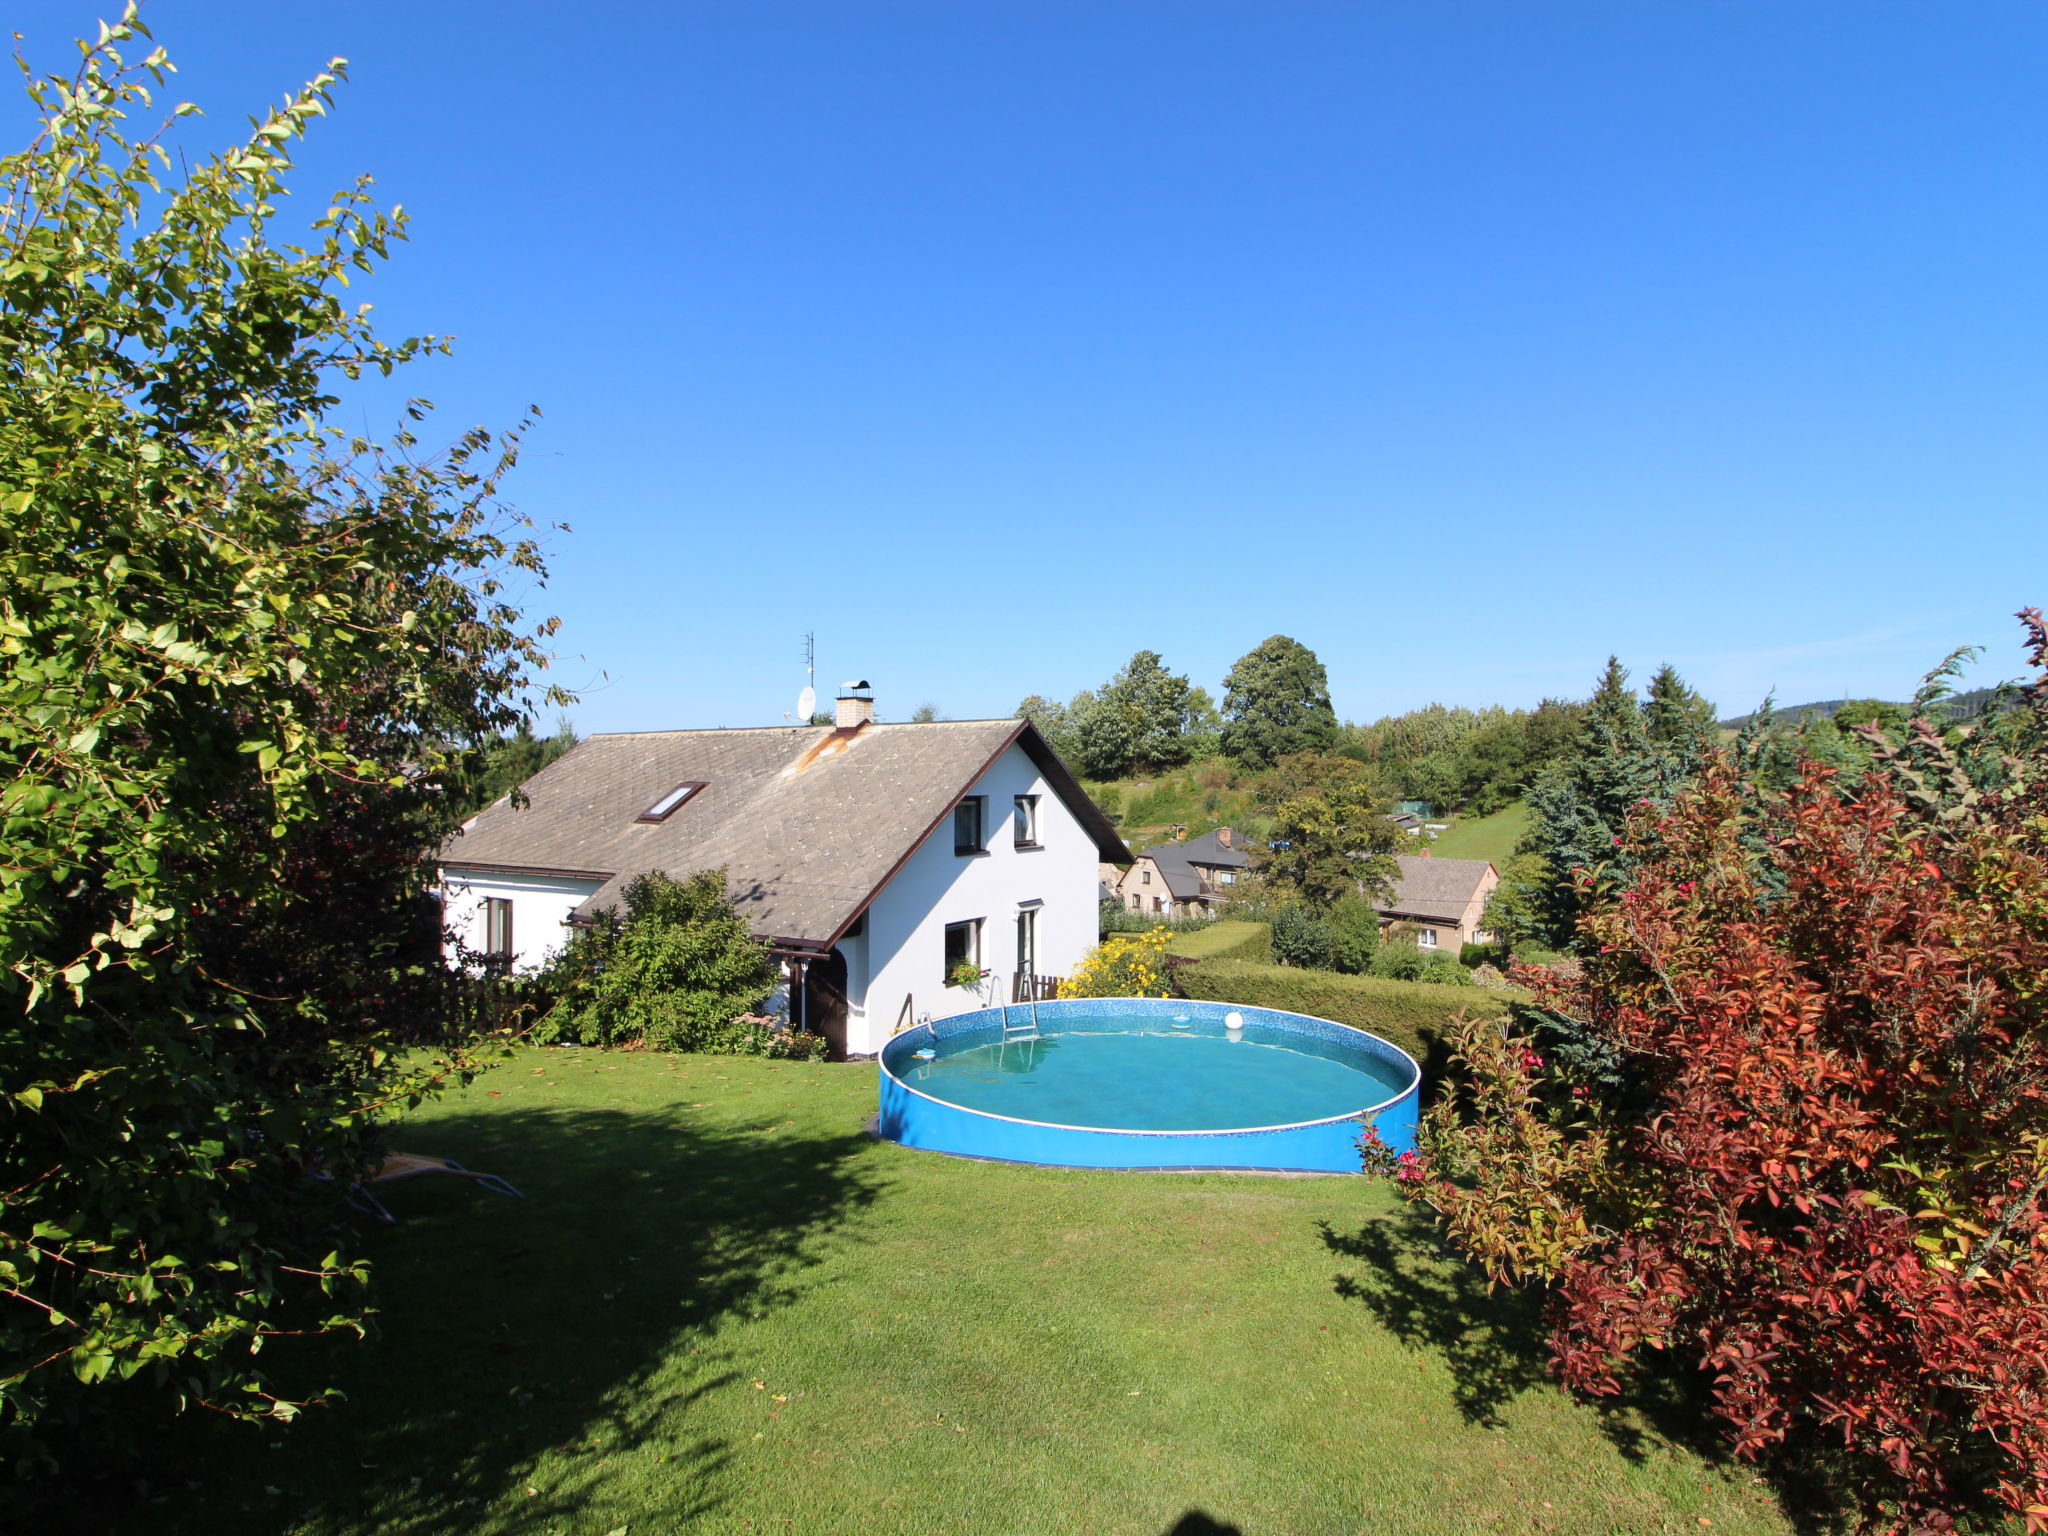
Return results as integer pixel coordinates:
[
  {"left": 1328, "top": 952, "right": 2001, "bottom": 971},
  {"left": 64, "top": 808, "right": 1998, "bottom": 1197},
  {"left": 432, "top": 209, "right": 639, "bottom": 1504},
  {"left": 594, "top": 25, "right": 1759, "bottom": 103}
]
[
  {"left": 954, "top": 797, "right": 986, "bottom": 854},
  {"left": 1128, "top": 894, "right": 1141, "bottom": 910},
  {"left": 1013, "top": 794, "right": 1040, "bottom": 848},
  {"left": 484, "top": 898, "right": 514, "bottom": 960},
  {"left": 1141, "top": 868, "right": 1151, "bottom": 885},
  {"left": 637, "top": 782, "right": 705, "bottom": 823},
  {"left": 1416, "top": 928, "right": 1438, "bottom": 949},
  {"left": 1152, "top": 897, "right": 1163, "bottom": 914},
  {"left": 1219, "top": 869, "right": 1236, "bottom": 885},
  {"left": 1016, "top": 906, "right": 1037, "bottom": 977},
  {"left": 943, "top": 919, "right": 982, "bottom": 985}
]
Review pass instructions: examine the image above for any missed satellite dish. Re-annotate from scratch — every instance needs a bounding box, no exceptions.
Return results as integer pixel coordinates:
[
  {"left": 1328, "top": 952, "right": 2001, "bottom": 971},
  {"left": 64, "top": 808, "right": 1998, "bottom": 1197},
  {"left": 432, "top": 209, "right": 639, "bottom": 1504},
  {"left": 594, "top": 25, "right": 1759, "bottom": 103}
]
[{"left": 796, "top": 686, "right": 816, "bottom": 721}]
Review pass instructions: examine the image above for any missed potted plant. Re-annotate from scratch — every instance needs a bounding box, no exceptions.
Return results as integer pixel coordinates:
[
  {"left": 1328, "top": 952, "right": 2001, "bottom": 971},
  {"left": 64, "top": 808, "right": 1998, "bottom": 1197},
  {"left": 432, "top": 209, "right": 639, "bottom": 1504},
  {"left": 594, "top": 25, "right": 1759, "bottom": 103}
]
[{"left": 946, "top": 960, "right": 984, "bottom": 990}]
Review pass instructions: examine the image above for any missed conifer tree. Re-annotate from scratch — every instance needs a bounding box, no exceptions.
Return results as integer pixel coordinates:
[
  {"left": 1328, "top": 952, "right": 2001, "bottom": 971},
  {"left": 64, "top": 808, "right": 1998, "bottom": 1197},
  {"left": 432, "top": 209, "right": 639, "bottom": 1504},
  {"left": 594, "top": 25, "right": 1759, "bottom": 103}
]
[{"left": 1643, "top": 662, "right": 1718, "bottom": 746}]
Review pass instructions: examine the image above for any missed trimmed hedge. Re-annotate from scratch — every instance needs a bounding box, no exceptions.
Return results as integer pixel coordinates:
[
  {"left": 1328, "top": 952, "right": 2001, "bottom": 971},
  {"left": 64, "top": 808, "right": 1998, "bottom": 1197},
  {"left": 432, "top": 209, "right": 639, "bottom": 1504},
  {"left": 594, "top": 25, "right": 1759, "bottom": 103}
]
[
  {"left": 1164, "top": 921, "right": 1272, "bottom": 965},
  {"left": 1175, "top": 957, "right": 1514, "bottom": 1068}
]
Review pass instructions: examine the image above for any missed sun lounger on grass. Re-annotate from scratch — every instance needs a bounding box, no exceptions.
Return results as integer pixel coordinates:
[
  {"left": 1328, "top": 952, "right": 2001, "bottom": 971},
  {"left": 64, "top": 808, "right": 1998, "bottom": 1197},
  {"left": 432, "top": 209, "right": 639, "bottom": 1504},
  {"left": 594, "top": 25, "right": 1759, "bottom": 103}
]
[{"left": 344, "top": 1153, "right": 524, "bottom": 1223}]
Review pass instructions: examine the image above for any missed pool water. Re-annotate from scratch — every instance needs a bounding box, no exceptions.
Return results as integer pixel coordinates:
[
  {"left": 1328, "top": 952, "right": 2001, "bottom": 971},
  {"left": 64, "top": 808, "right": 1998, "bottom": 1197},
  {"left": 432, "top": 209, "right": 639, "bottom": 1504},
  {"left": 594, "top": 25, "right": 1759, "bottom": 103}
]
[{"left": 902, "top": 1026, "right": 1409, "bottom": 1132}]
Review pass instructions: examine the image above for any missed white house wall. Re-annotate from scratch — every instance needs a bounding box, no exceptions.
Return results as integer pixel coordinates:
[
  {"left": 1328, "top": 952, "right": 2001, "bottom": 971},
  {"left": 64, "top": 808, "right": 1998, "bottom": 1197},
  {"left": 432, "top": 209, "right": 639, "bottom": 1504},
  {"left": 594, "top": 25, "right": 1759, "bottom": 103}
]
[
  {"left": 847, "top": 742, "right": 1098, "bottom": 1056},
  {"left": 440, "top": 868, "right": 604, "bottom": 972}
]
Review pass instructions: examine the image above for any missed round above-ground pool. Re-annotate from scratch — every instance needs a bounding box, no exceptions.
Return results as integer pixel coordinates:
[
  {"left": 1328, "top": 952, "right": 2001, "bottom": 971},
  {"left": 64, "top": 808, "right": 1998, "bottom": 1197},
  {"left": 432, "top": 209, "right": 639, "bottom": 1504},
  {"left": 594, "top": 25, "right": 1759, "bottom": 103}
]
[{"left": 876, "top": 997, "right": 1420, "bottom": 1173}]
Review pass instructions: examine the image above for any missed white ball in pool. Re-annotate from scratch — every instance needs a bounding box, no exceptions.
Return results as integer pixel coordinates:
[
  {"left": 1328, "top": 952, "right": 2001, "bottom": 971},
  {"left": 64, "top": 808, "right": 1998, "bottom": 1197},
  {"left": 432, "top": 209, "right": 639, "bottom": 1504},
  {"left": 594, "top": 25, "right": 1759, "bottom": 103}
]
[{"left": 1225, "top": 1011, "right": 1244, "bottom": 1031}]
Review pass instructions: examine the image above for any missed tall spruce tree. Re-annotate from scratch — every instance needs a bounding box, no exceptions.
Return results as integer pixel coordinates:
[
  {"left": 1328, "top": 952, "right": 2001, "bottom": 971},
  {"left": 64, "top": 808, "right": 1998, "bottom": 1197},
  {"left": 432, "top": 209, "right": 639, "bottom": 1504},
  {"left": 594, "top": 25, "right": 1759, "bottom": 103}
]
[
  {"left": 1507, "top": 658, "right": 1702, "bottom": 950},
  {"left": 1643, "top": 662, "right": 1718, "bottom": 746},
  {"left": 1220, "top": 635, "right": 1338, "bottom": 771}
]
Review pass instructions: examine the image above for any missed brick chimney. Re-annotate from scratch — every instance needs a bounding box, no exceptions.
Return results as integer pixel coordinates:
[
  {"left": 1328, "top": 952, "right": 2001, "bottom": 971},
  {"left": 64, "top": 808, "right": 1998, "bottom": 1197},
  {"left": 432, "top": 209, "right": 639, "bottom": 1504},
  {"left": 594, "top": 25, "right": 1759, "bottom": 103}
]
[
  {"left": 835, "top": 681, "right": 874, "bottom": 729},
  {"left": 1215, "top": 827, "right": 1233, "bottom": 849}
]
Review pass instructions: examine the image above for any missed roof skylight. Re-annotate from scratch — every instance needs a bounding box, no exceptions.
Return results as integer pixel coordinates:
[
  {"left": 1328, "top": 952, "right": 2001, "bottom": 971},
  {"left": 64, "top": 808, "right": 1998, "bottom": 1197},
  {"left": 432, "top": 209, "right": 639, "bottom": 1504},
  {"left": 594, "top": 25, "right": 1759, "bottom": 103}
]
[{"left": 637, "top": 782, "right": 705, "bottom": 823}]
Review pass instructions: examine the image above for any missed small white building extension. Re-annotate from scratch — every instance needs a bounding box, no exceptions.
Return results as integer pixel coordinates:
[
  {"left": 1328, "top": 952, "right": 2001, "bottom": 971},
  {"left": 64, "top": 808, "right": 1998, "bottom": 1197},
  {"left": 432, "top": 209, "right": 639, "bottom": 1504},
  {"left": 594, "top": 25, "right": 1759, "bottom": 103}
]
[{"left": 438, "top": 690, "right": 1130, "bottom": 1059}]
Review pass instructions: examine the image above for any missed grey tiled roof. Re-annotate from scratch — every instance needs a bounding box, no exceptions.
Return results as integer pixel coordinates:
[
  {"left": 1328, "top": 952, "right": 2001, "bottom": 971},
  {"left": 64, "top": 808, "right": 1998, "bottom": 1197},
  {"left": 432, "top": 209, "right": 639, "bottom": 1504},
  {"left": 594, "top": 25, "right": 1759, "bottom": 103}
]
[
  {"left": 1376, "top": 854, "right": 1495, "bottom": 923},
  {"left": 439, "top": 720, "right": 1128, "bottom": 946}
]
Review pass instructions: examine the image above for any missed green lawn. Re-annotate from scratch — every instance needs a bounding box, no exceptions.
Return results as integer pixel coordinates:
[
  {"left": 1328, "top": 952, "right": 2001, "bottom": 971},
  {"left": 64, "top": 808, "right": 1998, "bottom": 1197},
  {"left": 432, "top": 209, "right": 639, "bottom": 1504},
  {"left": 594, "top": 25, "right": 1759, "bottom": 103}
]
[
  {"left": 1421, "top": 803, "right": 1529, "bottom": 866},
  {"left": 132, "top": 1051, "right": 1804, "bottom": 1536}
]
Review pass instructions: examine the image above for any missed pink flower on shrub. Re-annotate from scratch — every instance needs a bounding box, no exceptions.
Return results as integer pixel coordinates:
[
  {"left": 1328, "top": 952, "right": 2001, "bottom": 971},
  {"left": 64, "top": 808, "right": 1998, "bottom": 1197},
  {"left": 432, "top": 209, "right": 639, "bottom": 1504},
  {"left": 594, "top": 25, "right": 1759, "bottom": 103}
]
[
  {"left": 1393, "top": 1150, "right": 1426, "bottom": 1185},
  {"left": 1521, "top": 1049, "right": 1545, "bottom": 1072}
]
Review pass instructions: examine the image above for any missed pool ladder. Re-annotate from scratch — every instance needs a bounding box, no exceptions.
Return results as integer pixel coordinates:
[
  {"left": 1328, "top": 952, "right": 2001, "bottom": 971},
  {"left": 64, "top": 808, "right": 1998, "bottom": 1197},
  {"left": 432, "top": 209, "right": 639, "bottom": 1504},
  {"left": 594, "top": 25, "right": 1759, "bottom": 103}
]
[{"left": 998, "top": 999, "right": 1040, "bottom": 1041}]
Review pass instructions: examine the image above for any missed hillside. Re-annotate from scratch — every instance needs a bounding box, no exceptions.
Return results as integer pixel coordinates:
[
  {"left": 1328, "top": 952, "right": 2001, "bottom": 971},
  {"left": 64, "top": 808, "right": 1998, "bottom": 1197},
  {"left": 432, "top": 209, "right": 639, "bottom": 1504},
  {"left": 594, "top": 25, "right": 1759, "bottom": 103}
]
[
  {"left": 1418, "top": 801, "right": 1527, "bottom": 866},
  {"left": 1718, "top": 685, "right": 2006, "bottom": 732}
]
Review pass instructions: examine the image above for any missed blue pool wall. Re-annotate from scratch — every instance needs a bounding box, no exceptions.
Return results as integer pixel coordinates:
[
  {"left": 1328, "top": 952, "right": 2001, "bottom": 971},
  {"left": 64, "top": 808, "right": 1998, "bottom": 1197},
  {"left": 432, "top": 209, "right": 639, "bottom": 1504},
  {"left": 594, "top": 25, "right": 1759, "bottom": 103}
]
[{"left": 876, "top": 997, "right": 1420, "bottom": 1173}]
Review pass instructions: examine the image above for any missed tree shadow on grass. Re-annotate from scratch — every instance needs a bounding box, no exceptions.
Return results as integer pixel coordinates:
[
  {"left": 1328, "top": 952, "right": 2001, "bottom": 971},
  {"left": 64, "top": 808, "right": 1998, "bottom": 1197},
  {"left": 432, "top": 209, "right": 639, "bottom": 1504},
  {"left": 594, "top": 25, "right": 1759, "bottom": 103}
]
[
  {"left": 1318, "top": 1204, "right": 1852, "bottom": 1535},
  {"left": 90, "top": 1099, "right": 886, "bottom": 1535}
]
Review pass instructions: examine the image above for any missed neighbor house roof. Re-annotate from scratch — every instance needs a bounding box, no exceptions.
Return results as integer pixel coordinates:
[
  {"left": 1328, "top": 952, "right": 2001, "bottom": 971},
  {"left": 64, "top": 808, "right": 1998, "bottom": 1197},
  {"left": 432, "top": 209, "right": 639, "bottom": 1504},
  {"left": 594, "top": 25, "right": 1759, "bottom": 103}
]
[
  {"left": 1135, "top": 828, "right": 1248, "bottom": 904},
  {"left": 1375, "top": 854, "right": 1497, "bottom": 924},
  {"left": 1175, "top": 828, "right": 1249, "bottom": 870},
  {"left": 439, "top": 719, "right": 1129, "bottom": 948}
]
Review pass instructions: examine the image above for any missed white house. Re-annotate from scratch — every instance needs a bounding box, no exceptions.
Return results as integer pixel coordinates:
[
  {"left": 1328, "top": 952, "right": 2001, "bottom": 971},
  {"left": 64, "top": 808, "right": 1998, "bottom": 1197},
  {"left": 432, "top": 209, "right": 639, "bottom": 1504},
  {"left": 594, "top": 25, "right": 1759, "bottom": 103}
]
[{"left": 437, "top": 689, "right": 1130, "bottom": 1059}]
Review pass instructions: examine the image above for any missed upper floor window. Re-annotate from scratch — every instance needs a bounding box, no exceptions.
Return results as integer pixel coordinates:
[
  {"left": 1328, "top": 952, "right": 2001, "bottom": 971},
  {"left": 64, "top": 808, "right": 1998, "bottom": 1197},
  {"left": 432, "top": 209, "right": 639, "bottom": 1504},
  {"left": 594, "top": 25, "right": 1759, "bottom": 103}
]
[
  {"left": 1141, "top": 867, "right": 1152, "bottom": 884},
  {"left": 1219, "top": 869, "right": 1237, "bottom": 885},
  {"left": 637, "top": 782, "right": 706, "bottom": 823},
  {"left": 1013, "top": 794, "right": 1040, "bottom": 848},
  {"left": 954, "top": 796, "right": 986, "bottom": 855},
  {"left": 1416, "top": 928, "right": 1438, "bottom": 949}
]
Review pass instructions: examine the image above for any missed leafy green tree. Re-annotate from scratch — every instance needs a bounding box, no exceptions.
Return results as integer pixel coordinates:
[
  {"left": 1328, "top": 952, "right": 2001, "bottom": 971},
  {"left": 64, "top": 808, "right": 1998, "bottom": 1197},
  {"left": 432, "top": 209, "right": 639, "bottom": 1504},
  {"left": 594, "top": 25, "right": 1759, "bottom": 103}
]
[
  {"left": 1269, "top": 906, "right": 1335, "bottom": 969},
  {"left": 1254, "top": 757, "right": 1401, "bottom": 909},
  {"left": 537, "top": 870, "right": 780, "bottom": 1050},
  {"left": 1326, "top": 893, "right": 1384, "bottom": 974},
  {"left": 910, "top": 702, "right": 942, "bottom": 723},
  {"left": 1068, "top": 686, "right": 1136, "bottom": 779},
  {"left": 1643, "top": 662, "right": 1717, "bottom": 746},
  {"left": 0, "top": 16, "right": 561, "bottom": 1447},
  {"left": 1183, "top": 685, "right": 1224, "bottom": 760},
  {"left": 1015, "top": 693, "right": 1072, "bottom": 757},
  {"left": 1221, "top": 635, "right": 1338, "bottom": 771}
]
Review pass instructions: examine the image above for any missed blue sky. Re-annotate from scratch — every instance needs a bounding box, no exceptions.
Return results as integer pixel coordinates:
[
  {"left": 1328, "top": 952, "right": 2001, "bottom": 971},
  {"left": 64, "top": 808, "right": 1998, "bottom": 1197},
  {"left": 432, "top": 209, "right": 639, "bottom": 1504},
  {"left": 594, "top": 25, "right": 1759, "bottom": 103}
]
[{"left": 17, "top": 2, "right": 2048, "bottom": 731}]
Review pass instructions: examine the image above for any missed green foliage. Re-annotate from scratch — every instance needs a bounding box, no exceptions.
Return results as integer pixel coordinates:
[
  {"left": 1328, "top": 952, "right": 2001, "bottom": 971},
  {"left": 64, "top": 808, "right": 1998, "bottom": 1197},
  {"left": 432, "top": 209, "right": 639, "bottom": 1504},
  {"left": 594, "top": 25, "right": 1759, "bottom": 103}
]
[
  {"left": 1019, "top": 651, "right": 1207, "bottom": 780},
  {"left": 447, "top": 718, "right": 577, "bottom": 819},
  {"left": 1326, "top": 894, "right": 1385, "bottom": 974},
  {"left": 1161, "top": 920, "right": 1271, "bottom": 965},
  {"left": 1269, "top": 906, "right": 1335, "bottom": 968},
  {"left": 1253, "top": 754, "right": 1400, "bottom": 909},
  {"left": 1506, "top": 658, "right": 1703, "bottom": 950},
  {"left": 1369, "top": 940, "right": 1474, "bottom": 986},
  {"left": 1342, "top": 699, "right": 1584, "bottom": 817},
  {"left": 1642, "top": 662, "right": 1717, "bottom": 746},
  {"left": 1176, "top": 959, "right": 1511, "bottom": 1065},
  {"left": 538, "top": 871, "right": 781, "bottom": 1052},
  {"left": 0, "top": 17, "right": 562, "bottom": 1448},
  {"left": 1098, "top": 898, "right": 1218, "bottom": 936},
  {"left": 1221, "top": 635, "right": 1338, "bottom": 771}
]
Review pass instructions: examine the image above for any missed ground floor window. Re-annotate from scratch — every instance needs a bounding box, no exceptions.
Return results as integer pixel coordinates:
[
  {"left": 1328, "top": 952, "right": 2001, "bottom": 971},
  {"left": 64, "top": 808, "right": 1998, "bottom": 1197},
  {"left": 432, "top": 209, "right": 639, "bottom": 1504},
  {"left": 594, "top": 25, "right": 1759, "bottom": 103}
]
[
  {"left": 484, "top": 897, "right": 514, "bottom": 959},
  {"left": 943, "top": 919, "right": 982, "bottom": 986},
  {"left": 1152, "top": 897, "right": 1163, "bottom": 914},
  {"left": 1016, "top": 906, "right": 1037, "bottom": 978},
  {"left": 1416, "top": 928, "right": 1438, "bottom": 949}
]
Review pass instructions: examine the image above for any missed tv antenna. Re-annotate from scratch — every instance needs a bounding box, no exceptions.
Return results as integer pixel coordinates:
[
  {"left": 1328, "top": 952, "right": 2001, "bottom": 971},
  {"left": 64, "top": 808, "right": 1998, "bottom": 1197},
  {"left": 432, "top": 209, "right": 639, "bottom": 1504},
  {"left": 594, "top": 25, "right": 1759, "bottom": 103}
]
[{"left": 794, "top": 631, "right": 817, "bottom": 722}]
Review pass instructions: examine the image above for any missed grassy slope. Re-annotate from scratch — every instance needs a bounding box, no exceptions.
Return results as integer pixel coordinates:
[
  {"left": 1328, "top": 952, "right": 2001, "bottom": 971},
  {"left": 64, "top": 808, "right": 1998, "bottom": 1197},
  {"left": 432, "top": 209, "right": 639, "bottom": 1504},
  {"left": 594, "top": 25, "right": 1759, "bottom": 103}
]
[
  {"left": 139, "top": 1052, "right": 1801, "bottom": 1536},
  {"left": 1422, "top": 802, "right": 1529, "bottom": 866}
]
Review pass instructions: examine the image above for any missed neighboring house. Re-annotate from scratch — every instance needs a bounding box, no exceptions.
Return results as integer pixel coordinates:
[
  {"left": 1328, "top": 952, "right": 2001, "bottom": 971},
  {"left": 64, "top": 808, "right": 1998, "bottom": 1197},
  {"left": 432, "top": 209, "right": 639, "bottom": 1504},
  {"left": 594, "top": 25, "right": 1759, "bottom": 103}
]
[
  {"left": 438, "top": 690, "right": 1129, "bottom": 1060},
  {"left": 1375, "top": 854, "right": 1499, "bottom": 952},
  {"left": 1114, "top": 827, "right": 1250, "bottom": 918}
]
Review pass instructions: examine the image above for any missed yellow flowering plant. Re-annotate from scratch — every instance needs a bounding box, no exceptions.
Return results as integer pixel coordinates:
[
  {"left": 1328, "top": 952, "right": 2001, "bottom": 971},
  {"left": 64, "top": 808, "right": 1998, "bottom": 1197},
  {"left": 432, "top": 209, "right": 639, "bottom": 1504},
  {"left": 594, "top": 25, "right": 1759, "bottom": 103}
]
[{"left": 1059, "top": 928, "right": 1175, "bottom": 999}]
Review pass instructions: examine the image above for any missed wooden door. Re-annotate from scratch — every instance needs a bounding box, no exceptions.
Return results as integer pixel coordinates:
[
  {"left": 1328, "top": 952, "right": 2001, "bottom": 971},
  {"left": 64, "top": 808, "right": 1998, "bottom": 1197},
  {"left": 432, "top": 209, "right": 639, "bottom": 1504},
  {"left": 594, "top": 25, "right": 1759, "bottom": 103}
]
[{"left": 804, "top": 948, "right": 850, "bottom": 1061}]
